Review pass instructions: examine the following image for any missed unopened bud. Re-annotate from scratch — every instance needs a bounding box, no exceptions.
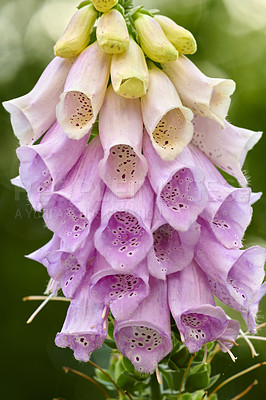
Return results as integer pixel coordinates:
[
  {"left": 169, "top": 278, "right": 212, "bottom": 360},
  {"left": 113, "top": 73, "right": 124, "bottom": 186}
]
[
  {"left": 155, "top": 15, "right": 197, "bottom": 55},
  {"left": 54, "top": 4, "right": 97, "bottom": 58},
  {"left": 92, "top": 0, "right": 118, "bottom": 12},
  {"left": 134, "top": 13, "right": 178, "bottom": 63},
  {"left": 96, "top": 9, "right": 129, "bottom": 54},
  {"left": 111, "top": 36, "right": 149, "bottom": 98}
]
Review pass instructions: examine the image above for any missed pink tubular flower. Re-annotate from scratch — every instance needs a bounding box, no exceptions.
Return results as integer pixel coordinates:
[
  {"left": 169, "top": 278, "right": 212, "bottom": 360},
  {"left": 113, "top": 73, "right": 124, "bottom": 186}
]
[
  {"left": 90, "top": 252, "right": 150, "bottom": 321},
  {"left": 168, "top": 261, "right": 239, "bottom": 353},
  {"left": 3, "top": 57, "right": 73, "bottom": 145},
  {"left": 98, "top": 85, "right": 148, "bottom": 198},
  {"left": 192, "top": 114, "right": 262, "bottom": 187},
  {"left": 55, "top": 268, "right": 108, "bottom": 362},
  {"left": 189, "top": 145, "right": 252, "bottom": 249},
  {"left": 143, "top": 132, "right": 208, "bottom": 231},
  {"left": 94, "top": 179, "right": 154, "bottom": 272},
  {"left": 41, "top": 136, "right": 105, "bottom": 252},
  {"left": 162, "top": 55, "right": 236, "bottom": 125},
  {"left": 56, "top": 41, "right": 111, "bottom": 139},
  {"left": 147, "top": 205, "right": 200, "bottom": 280},
  {"left": 195, "top": 219, "right": 266, "bottom": 333},
  {"left": 16, "top": 122, "right": 89, "bottom": 211},
  {"left": 114, "top": 276, "right": 172, "bottom": 373},
  {"left": 141, "top": 62, "right": 193, "bottom": 161}
]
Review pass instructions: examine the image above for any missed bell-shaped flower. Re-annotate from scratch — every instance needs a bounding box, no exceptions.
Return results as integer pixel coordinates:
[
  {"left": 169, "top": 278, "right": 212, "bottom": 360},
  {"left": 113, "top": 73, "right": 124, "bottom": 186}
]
[
  {"left": 134, "top": 13, "right": 178, "bottom": 63},
  {"left": 189, "top": 145, "right": 252, "bottom": 249},
  {"left": 16, "top": 122, "right": 88, "bottom": 211},
  {"left": 41, "top": 136, "right": 105, "bottom": 252},
  {"left": 168, "top": 261, "right": 236, "bottom": 353},
  {"left": 54, "top": 4, "right": 97, "bottom": 58},
  {"left": 56, "top": 41, "right": 111, "bottom": 139},
  {"left": 155, "top": 15, "right": 197, "bottom": 54},
  {"left": 195, "top": 220, "right": 266, "bottom": 333},
  {"left": 55, "top": 268, "right": 108, "bottom": 362},
  {"left": 192, "top": 114, "right": 262, "bottom": 187},
  {"left": 96, "top": 9, "right": 129, "bottom": 54},
  {"left": 147, "top": 205, "right": 200, "bottom": 280},
  {"left": 27, "top": 215, "right": 99, "bottom": 298},
  {"left": 92, "top": 0, "right": 118, "bottom": 12},
  {"left": 141, "top": 62, "right": 193, "bottom": 161},
  {"left": 90, "top": 253, "right": 150, "bottom": 321},
  {"left": 94, "top": 179, "right": 154, "bottom": 272},
  {"left": 143, "top": 133, "right": 208, "bottom": 231},
  {"left": 98, "top": 85, "right": 148, "bottom": 198},
  {"left": 3, "top": 57, "right": 73, "bottom": 145},
  {"left": 114, "top": 276, "right": 172, "bottom": 373},
  {"left": 111, "top": 36, "right": 149, "bottom": 99},
  {"left": 216, "top": 319, "right": 240, "bottom": 356},
  {"left": 162, "top": 55, "right": 236, "bottom": 125}
]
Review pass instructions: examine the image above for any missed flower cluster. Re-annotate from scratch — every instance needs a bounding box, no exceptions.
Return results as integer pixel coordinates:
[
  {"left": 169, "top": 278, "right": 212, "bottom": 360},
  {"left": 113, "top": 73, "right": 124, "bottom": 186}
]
[{"left": 4, "top": 0, "right": 266, "bottom": 375}]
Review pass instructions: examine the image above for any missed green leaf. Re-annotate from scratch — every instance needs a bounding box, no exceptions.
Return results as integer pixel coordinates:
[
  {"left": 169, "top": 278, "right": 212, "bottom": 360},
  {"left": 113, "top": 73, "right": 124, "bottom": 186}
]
[
  {"left": 170, "top": 345, "right": 191, "bottom": 368},
  {"left": 185, "top": 370, "right": 210, "bottom": 392},
  {"left": 117, "top": 371, "right": 136, "bottom": 392},
  {"left": 77, "top": 1, "right": 91, "bottom": 9},
  {"left": 206, "top": 373, "right": 220, "bottom": 389},
  {"left": 108, "top": 316, "right": 114, "bottom": 340},
  {"left": 104, "top": 339, "right": 117, "bottom": 349},
  {"left": 129, "top": 5, "right": 143, "bottom": 17},
  {"left": 122, "top": 356, "right": 136, "bottom": 374}
]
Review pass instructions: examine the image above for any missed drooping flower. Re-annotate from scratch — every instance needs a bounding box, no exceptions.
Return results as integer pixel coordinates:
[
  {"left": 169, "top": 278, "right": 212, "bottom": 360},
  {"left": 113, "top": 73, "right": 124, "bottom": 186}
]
[
  {"left": 56, "top": 41, "right": 111, "bottom": 139},
  {"left": 92, "top": 0, "right": 118, "bottom": 13},
  {"left": 114, "top": 276, "right": 172, "bottom": 373},
  {"left": 98, "top": 85, "right": 148, "bottom": 198},
  {"left": 16, "top": 122, "right": 88, "bottom": 211},
  {"left": 111, "top": 36, "right": 149, "bottom": 99},
  {"left": 147, "top": 205, "right": 200, "bottom": 280},
  {"left": 94, "top": 179, "right": 154, "bottom": 272},
  {"left": 96, "top": 9, "right": 129, "bottom": 54},
  {"left": 154, "top": 15, "right": 197, "bottom": 54},
  {"left": 192, "top": 114, "right": 262, "bottom": 187},
  {"left": 133, "top": 13, "right": 178, "bottom": 63},
  {"left": 54, "top": 4, "right": 97, "bottom": 58},
  {"left": 189, "top": 145, "right": 252, "bottom": 249},
  {"left": 41, "top": 136, "right": 105, "bottom": 252},
  {"left": 195, "top": 219, "right": 266, "bottom": 333},
  {"left": 90, "top": 252, "right": 150, "bottom": 320},
  {"left": 143, "top": 132, "right": 208, "bottom": 231},
  {"left": 141, "top": 61, "right": 193, "bottom": 161},
  {"left": 27, "top": 215, "right": 99, "bottom": 298},
  {"left": 162, "top": 55, "right": 236, "bottom": 125},
  {"left": 55, "top": 268, "right": 108, "bottom": 362},
  {"left": 168, "top": 261, "right": 239, "bottom": 353},
  {"left": 3, "top": 57, "right": 73, "bottom": 145}
]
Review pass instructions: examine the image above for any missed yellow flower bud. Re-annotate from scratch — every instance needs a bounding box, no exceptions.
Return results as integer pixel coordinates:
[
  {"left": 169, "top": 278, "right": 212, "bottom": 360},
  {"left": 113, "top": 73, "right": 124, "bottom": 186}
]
[
  {"left": 111, "top": 36, "right": 149, "bottom": 99},
  {"left": 92, "top": 0, "right": 118, "bottom": 13},
  {"left": 54, "top": 4, "right": 97, "bottom": 58},
  {"left": 134, "top": 13, "right": 178, "bottom": 63},
  {"left": 155, "top": 15, "right": 197, "bottom": 55},
  {"left": 96, "top": 9, "right": 129, "bottom": 54}
]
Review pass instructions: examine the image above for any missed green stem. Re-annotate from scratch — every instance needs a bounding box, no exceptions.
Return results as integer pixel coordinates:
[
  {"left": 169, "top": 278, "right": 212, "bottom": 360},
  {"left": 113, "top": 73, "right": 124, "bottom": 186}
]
[{"left": 150, "top": 372, "right": 161, "bottom": 400}]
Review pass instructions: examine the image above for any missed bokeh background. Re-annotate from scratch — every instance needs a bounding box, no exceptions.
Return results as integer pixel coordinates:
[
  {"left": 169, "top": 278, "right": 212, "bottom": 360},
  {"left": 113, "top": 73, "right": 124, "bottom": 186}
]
[{"left": 1, "top": 0, "right": 266, "bottom": 399}]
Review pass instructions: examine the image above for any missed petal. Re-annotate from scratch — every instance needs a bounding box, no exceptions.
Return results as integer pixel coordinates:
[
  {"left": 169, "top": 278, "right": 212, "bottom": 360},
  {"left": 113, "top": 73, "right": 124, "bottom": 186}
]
[
  {"left": 3, "top": 57, "right": 73, "bottom": 145},
  {"left": 90, "top": 253, "right": 150, "bottom": 320},
  {"left": 189, "top": 145, "right": 252, "bottom": 248},
  {"left": 55, "top": 269, "right": 108, "bottom": 362},
  {"left": 162, "top": 55, "right": 235, "bottom": 124},
  {"left": 141, "top": 62, "right": 193, "bottom": 161},
  {"left": 192, "top": 114, "right": 262, "bottom": 187},
  {"left": 217, "top": 320, "right": 240, "bottom": 351},
  {"left": 98, "top": 85, "right": 148, "bottom": 198},
  {"left": 147, "top": 206, "right": 200, "bottom": 280},
  {"left": 94, "top": 180, "right": 154, "bottom": 272},
  {"left": 16, "top": 122, "right": 88, "bottom": 211},
  {"left": 56, "top": 41, "right": 111, "bottom": 139},
  {"left": 42, "top": 136, "right": 105, "bottom": 252},
  {"left": 143, "top": 132, "right": 208, "bottom": 231},
  {"left": 114, "top": 277, "right": 172, "bottom": 373}
]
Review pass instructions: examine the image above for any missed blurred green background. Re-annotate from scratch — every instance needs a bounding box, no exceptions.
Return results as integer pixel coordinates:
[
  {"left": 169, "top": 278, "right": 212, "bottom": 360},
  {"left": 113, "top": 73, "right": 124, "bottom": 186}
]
[{"left": 1, "top": 0, "right": 266, "bottom": 399}]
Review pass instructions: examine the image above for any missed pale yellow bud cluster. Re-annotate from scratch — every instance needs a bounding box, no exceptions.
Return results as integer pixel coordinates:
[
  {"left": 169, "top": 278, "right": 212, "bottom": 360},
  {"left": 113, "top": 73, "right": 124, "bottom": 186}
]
[{"left": 53, "top": 1, "right": 197, "bottom": 100}]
